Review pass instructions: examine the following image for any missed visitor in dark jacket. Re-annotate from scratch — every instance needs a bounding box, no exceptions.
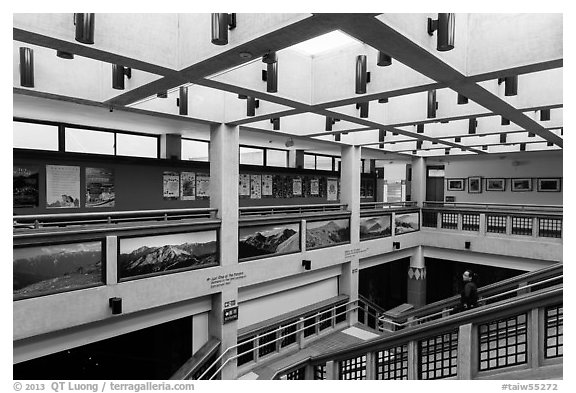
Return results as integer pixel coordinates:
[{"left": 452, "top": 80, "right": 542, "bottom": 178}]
[{"left": 460, "top": 269, "right": 478, "bottom": 310}]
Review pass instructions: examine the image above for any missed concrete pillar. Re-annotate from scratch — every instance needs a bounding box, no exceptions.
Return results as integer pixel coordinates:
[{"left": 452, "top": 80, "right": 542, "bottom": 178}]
[
  {"left": 407, "top": 246, "right": 426, "bottom": 307},
  {"left": 340, "top": 145, "right": 361, "bottom": 324},
  {"left": 208, "top": 123, "right": 239, "bottom": 379},
  {"left": 411, "top": 157, "right": 426, "bottom": 207},
  {"left": 105, "top": 236, "right": 118, "bottom": 285},
  {"left": 457, "top": 323, "right": 474, "bottom": 379},
  {"left": 160, "top": 133, "right": 182, "bottom": 159}
]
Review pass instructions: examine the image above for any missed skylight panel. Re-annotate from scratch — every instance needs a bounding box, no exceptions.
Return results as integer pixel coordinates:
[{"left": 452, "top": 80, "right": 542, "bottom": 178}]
[{"left": 290, "top": 30, "right": 362, "bottom": 56}]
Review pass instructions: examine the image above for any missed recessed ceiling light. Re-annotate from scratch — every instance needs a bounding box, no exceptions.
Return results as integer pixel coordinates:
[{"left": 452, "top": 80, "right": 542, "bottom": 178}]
[{"left": 239, "top": 52, "right": 252, "bottom": 59}]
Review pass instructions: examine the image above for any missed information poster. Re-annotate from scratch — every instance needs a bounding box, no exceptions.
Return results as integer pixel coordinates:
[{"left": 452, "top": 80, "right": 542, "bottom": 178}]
[
  {"left": 46, "top": 165, "right": 80, "bottom": 208},
  {"left": 327, "top": 178, "right": 338, "bottom": 201},
  {"left": 86, "top": 167, "right": 115, "bottom": 208},
  {"left": 250, "top": 174, "right": 262, "bottom": 199},
  {"left": 310, "top": 178, "right": 319, "bottom": 196},
  {"left": 239, "top": 174, "right": 250, "bottom": 197},
  {"left": 293, "top": 177, "right": 302, "bottom": 196},
  {"left": 163, "top": 171, "right": 180, "bottom": 200},
  {"left": 262, "top": 175, "right": 273, "bottom": 197},
  {"left": 13, "top": 166, "right": 39, "bottom": 208},
  {"left": 181, "top": 172, "right": 196, "bottom": 200},
  {"left": 196, "top": 173, "right": 210, "bottom": 199}
]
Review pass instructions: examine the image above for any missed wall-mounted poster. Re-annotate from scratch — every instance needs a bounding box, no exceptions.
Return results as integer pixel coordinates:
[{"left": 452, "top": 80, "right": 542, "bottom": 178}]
[
  {"left": 447, "top": 178, "right": 465, "bottom": 191},
  {"left": 118, "top": 231, "right": 218, "bottom": 280},
  {"left": 394, "top": 212, "right": 420, "bottom": 235},
  {"left": 468, "top": 176, "right": 482, "bottom": 193},
  {"left": 360, "top": 215, "right": 392, "bottom": 241},
  {"left": 163, "top": 171, "right": 180, "bottom": 200},
  {"left": 327, "top": 179, "right": 338, "bottom": 201},
  {"left": 181, "top": 172, "right": 196, "bottom": 200},
  {"left": 306, "top": 219, "right": 350, "bottom": 250},
  {"left": 310, "top": 177, "right": 319, "bottom": 196},
  {"left": 86, "top": 167, "right": 115, "bottom": 208},
  {"left": 250, "top": 174, "right": 262, "bottom": 199},
  {"left": 239, "top": 174, "right": 250, "bottom": 197},
  {"left": 262, "top": 175, "right": 273, "bottom": 197},
  {"left": 46, "top": 165, "right": 80, "bottom": 208},
  {"left": 196, "top": 173, "right": 210, "bottom": 199},
  {"left": 13, "top": 166, "right": 39, "bottom": 208},
  {"left": 293, "top": 177, "right": 302, "bottom": 196},
  {"left": 13, "top": 241, "right": 103, "bottom": 300},
  {"left": 239, "top": 223, "right": 300, "bottom": 260}
]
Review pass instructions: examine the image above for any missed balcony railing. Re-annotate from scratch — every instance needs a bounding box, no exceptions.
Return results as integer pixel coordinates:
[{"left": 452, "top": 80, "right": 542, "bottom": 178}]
[{"left": 239, "top": 204, "right": 348, "bottom": 218}]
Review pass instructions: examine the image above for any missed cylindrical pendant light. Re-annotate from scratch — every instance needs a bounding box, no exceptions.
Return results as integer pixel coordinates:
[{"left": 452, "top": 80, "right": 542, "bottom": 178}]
[
  {"left": 437, "top": 13, "right": 455, "bottom": 51},
  {"left": 19, "top": 47, "right": 34, "bottom": 88},
  {"left": 355, "top": 55, "right": 367, "bottom": 94},
  {"left": 377, "top": 52, "right": 392, "bottom": 67},
  {"left": 179, "top": 86, "right": 188, "bottom": 116},
  {"left": 74, "top": 13, "right": 95, "bottom": 44},
  {"left": 211, "top": 13, "right": 229, "bottom": 45},
  {"left": 427, "top": 89, "right": 437, "bottom": 118},
  {"left": 267, "top": 62, "right": 278, "bottom": 93}
]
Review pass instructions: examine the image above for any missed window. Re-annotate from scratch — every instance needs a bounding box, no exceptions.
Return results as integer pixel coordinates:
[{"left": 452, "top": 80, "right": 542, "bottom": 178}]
[
  {"left": 304, "top": 154, "right": 316, "bottom": 169},
  {"left": 116, "top": 133, "right": 158, "bottom": 158},
  {"left": 266, "top": 149, "right": 288, "bottom": 167},
  {"left": 65, "top": 128, "right": 114, "bottom": 155},
  {"left": 182, "top": 139, "right": 209, "bottom": 161},
  {"left": 316, "top": 155, "right": 333, "bottom": 171},
  {"left": 13, "top": 121, "right": 59, "bottom": 151},
  {"left": 240, "top": 146, "right": 264, "bottom": 165}
]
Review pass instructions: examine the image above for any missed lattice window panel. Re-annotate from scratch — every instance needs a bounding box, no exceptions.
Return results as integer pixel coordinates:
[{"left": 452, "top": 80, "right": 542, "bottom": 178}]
[
  {"left": 236, "top": 337, "right": 254, "bottom": 366},
  {"left": 418, "top": 330, "right": 458, "bottom": 380},
  {"left": 462, "top": 213, "right": 480, "bottom": 231},
  {"left": 545, "top": 305, "right": 563, "bottom": 359},
  {"left": 376, "top": 345, "right": 408, "bottom": 380},
  {"left": 286, "top": 367, "right": 306, "bottom": 380},
  {"left": 319, "top": 309, "right": 333, "bottom": 331},
  {"left": 314, "top": 364, "right": 326, "bottom": 380},
  {"left": 486, "top": 215, "right": 507, "bottom": 234},
  {"left": 422, "top": 211, "right": 438, "bottom": 228},
  {"left": 512, "top": 216, "right": 533, "bottom": 236},
  {"left": 538, "top": 218, "right": 562, "bottom": 238},
  {"left": 479, "top": 313, "right": 528, "bottom": 371},
  {"left": 304, "top": 314, "right": 316, "bottom": 337},
  {"left": 258, "top": 328, "right": 277, "bottom": 357},
  {"left": 280, "top": 322, "right": 297, "bottom": 348},
  {"left": 335, "top": 304, "right": 347, "bottom": 324},
  {"left": 441, "top": 213, "right": 459, "bottom": 229},
  {"left": 339, "top": 355, "right": 367, "bottom": 380}
]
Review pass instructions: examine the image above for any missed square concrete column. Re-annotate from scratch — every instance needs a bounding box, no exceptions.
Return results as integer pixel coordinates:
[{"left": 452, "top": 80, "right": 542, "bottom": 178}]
[
  {"left": 411, "top": 157, "right": 426, "bottom": 207},
  {"left": 209, "top": 123, "right": 239, "bottom": 379},
  {"left": 339, "top": 145, "right": 361, "bottom": 324}
]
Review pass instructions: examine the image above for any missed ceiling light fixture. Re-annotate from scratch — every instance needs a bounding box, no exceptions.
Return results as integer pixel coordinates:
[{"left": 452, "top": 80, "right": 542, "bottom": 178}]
[
  {"left": 261, "top": 51, "right": 278, "bottom": 93},
  {"left": 428, "top": 13, "right": 455, "bottom": 51},
  {"left": 377, "top": 52, "right": 392, "bottom": 67},
  {"left": 498, "top": 76, "right": 518, "bottom": 96},
  {"left": 56, "top": 50, "right": 74, "bottom": 59},
  {"left": 19, "top": 47, "right": 34, "bottom": 88},
  {"left": 112, "top": 64, "right": 131, "bottom": 90},
  {"left": 211, "top": 13, "right": 236, "bottom": 46},
  {"left": 540, "top": 109, "right": 551, "bottom": 121},
  {"left": 457, "top": 93, "right": 468, "bottom": 104},
  {"left": 177, "top": 86, "right": 188, "bottom": 116},
  {"left": 74, "top": 13, "right": 95, "bottom": 44},
  {"left": 355, "top": 55, "right": 370, "bottom": 94},
  {"left": 427, "top": 89, "right": 438, "bottom": 118}
]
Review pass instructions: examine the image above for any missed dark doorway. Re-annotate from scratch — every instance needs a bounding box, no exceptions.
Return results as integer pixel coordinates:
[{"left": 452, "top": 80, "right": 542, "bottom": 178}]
[
  {"left": 425, "top": 258, "right": 526, "bottom": 304},
  {"left": 14, "top": 316, "right": 193, "bottom": 380},
  {"left": 426, "top": 166, "right": 445, "bottom": 202},
  {"left": 359, "top": 258, "right": 409, "bottom": 310}
]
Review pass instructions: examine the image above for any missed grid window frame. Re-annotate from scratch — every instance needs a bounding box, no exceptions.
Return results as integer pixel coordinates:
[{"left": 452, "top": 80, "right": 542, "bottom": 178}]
[
  {"left": 511, "top": 216, "right": 533, "bottom": 236},
  {"left": 339, "top": 355, "right": 367, "bottom": 380},
  {"left": 376, "top": 345, "right": 408, "bottom": 380},
  {"left": 285, "top": 367, "right": 306, "bottom": 380},
  {"left": 418, "top": 330, "right": 459, "bottom": 380},
  {"left": 441, "top": 212, "right": 459, "bottom": 229},
  {"left": 478, "top": 313, "right": 528, "bottom": 371},
  {"left": 487, "top": 214, "right": 507, "bottom": 234},
  {"left": 257, "top": 327, "right": 278, "bottom": 358},
  {"left": 462, "top": 213, "right": 480, "bottom": 231},
  {"left": 544, "top": 305, "right": 563, "bottom": 359},
  {"left": 314, "top": 364, "right": 326, "bottom": 380},
  {"left": 538, "top": 218, "right": 562, "bottom": 238}
]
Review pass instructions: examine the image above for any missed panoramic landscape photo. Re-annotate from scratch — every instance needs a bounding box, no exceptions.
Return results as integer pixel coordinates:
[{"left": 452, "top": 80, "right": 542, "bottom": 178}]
[
  {"left": 13, "top": 241, "right": 103, "bottom": 300},
  {"left": 360, "top": 215, "right": 392, "bottom": 240},
  {"left": 306, "top": 219, "right": 350, "bottom": 250},
  {"left": 394, "top": 212, "right": 420, "bottom": 235},
  {"left": 239, "top": 223, "right": 300, "bottom": 260},
  {"left": 118, "top": 231, "right": 218, "bottom": 280}
]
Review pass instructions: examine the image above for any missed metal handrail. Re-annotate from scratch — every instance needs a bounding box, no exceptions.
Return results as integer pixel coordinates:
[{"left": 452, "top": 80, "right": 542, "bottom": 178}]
[
  {"left": 197, "top": 300, "right": 358, "bottom": 380},
  {"left": 378, "top": 274, "right": 563, "bottom": 328},
  {"left": 360, "top": 201, "right": 418, "bottom": 210},
  {"left": 239, "top": 204, "right": 348, "bottom": 217},
  {"left": 423, "top": 201, "right": 562, "bottom": 213},
  {"left": 14, "top": 207, "right": 219, "bottom": 229}
]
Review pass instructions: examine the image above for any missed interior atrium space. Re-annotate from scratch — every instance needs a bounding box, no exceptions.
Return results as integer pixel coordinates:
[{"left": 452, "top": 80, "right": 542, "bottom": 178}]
[{"left": 12, "top": 12, "right": 563, "bottom": 382}]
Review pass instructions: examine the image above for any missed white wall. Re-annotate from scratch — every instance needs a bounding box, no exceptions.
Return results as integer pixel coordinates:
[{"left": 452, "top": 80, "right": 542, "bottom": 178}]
[
  {"left": 428, "top": 151, "right": 562, "bottom": 205},
  {"left": 237, "top": 277, "right": 338, "bottom": 329}
]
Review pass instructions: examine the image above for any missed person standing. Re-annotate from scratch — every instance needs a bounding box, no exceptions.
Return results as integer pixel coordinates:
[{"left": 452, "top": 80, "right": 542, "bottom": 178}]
[{"left": 460, "top": 269, "right": 478, "bottom": 310}]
